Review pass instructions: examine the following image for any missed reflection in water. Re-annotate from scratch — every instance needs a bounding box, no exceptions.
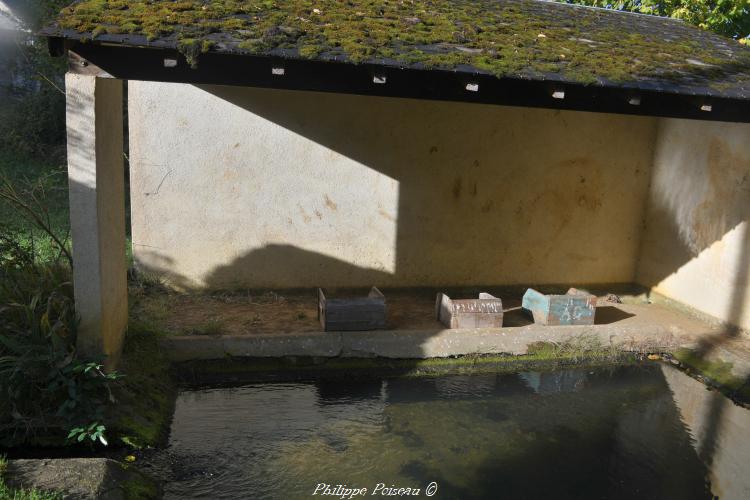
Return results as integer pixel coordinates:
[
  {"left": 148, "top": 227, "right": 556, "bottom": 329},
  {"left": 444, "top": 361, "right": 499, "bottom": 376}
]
[
  {"left": 661, "top": 365, "right": 750, "bottom": 499},
  {"left": 144, "top": 365, "right": 749, "bottom": 499}
]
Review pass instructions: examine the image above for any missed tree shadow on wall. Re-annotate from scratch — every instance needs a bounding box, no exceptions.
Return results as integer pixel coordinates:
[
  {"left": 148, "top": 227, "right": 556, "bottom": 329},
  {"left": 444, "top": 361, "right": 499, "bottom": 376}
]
[
  {"left": 185, "top": 83, "right": 658, "bottom": 288},
  {"left": 135, "top": 243, "right": 392, "bottom": 291}
]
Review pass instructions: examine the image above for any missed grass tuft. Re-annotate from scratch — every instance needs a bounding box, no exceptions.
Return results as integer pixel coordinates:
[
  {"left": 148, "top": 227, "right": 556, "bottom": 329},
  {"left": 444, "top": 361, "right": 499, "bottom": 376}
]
[{"left": 0, "top": 456, "right": 62, "bottom": 500}]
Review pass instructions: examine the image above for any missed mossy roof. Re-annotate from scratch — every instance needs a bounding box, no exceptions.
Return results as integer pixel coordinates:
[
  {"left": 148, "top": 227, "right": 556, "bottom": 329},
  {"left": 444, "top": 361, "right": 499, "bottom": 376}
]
[{"left": 42, "top": 0, "right": 750, "bottom": 99}]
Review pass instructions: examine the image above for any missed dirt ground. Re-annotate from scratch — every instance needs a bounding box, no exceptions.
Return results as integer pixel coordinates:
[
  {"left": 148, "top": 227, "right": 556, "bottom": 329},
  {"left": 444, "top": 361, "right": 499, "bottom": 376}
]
[{"left": 134, "top": 287, "right": 635, "bottom": 337}]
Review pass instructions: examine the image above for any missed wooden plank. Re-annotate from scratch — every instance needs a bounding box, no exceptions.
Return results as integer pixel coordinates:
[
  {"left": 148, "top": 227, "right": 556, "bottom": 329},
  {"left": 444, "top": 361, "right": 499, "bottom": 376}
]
[
  {"left": 318, "top": 287, "right": 387, "bottom": 331},
  {"left": 436, "top": 292, "right": 503, "bottom": 329},
  {"left": 68, "top": 50, "right": 114, "bottom": 78},
  {"left": 522, "top": 288, "right": 596, "bottom": 326},
  {"left": 317, "top": 288, "right": 327, "bottom": 330}
]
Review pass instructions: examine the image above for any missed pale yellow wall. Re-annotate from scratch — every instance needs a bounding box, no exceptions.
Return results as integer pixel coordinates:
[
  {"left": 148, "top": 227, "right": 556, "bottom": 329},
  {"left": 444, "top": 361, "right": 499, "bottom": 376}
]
[
  {"left": 128, "top": 82, "right": 656, "bottom": 289},
  {"left": 637, "top": 118, "right": 750, "bottom": 330}
]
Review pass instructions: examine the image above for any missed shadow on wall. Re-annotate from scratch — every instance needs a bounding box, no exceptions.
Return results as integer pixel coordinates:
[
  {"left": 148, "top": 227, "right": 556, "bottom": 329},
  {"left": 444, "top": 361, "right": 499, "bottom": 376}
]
[
  {"left": 636, "top": 120, "right": 750, "bottom": 347},
  {"left": 635, "top": 119, "right": 750, "bottom": 472},
  {"left": 137, "top": 243, "right": 392, "bottom": 290},
  {"left": 131, "top": 83, "right": 657, "bottom": 289},
  {"left": 637, "top": 121, "right": 750, "bottom": 326},
  {"left": 129, "top": 84, "right": 749, "bottom": 333},
  {"left": 127, "top": 83, "right": 750, "bottom": 340}
]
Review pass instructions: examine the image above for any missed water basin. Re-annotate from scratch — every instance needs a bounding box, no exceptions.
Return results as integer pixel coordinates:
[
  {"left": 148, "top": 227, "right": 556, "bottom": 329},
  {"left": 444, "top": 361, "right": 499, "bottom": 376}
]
[{"left": 144, "top": 363, "right": 750, "bottom": 499}]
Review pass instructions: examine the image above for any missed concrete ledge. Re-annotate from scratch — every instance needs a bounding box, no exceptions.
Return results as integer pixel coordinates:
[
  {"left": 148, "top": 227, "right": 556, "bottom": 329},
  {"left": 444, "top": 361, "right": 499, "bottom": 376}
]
[
  {"left": 5, "top": 458, "right": 157, "bottom": 499},
  {"left": 161, "top": 303, "right": 715, "bottom": 362}
]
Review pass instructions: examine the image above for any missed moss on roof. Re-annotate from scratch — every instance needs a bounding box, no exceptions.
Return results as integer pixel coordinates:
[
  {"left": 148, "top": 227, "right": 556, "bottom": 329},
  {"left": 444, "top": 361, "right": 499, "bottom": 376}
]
[{"left": 48, "top": 0, "right": 750, "bottom": 89}]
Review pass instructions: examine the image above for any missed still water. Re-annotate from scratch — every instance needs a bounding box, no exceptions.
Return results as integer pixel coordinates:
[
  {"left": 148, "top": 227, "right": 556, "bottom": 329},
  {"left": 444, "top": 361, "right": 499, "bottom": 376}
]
[{"left": 144, "top": 364, "right": 750, "bottom": 499}]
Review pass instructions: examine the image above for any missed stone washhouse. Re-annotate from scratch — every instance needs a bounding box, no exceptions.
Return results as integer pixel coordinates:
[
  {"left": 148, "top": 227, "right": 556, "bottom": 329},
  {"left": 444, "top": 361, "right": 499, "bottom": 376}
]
[{"left": 42, "top": 1, "right": 750, "bottom": 366}]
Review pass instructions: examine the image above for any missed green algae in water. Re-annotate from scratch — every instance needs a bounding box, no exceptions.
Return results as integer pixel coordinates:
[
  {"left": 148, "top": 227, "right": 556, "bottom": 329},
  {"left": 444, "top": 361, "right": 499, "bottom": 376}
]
[
  {"left": 143, "top": 363, "right": 737, "bottom": 498},
  {"left": 51, "top": 0, "right": 750, "bottom": 87}
]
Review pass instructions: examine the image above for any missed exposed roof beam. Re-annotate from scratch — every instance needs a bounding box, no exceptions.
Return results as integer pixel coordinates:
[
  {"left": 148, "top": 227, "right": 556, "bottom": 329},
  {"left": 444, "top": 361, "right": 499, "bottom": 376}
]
[{"left": 58, "top": 41, "right": 750, "bottom": 123}]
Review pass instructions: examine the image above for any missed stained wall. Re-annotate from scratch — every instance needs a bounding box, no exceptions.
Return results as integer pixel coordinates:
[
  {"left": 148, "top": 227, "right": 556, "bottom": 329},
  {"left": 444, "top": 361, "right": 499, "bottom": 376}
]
[
  {"left": 128, "top": 82, "right": 657, "bottom": 289},
  {"left": 637, "top": 118, "right": 750, "bottom": 330}
]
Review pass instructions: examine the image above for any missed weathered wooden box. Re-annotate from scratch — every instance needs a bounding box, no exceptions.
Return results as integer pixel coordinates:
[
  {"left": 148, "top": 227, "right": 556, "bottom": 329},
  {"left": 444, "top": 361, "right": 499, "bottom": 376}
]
[
  {"left": 435, "top": 292, "right": 504, "bottom": 329},
  {"left": 318, "top": 287, "right": 387, "bottom": 331},
  {"left": 522, "top": 288, "right": 597, "bottom": 326}
]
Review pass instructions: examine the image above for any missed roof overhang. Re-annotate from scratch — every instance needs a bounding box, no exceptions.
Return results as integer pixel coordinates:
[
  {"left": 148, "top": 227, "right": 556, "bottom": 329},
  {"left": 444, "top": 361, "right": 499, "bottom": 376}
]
[{"left": 52, "top": 37, "right": 750, "bottom": 123}]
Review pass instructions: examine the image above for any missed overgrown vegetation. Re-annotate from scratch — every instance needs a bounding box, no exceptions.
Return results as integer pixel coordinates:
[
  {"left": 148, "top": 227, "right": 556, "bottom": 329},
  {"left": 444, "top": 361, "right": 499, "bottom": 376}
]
[
  {"left": 562, "top": 0, "right": 750, "bottom": 41},
  {"left": 0, "top": 156, "right": 176, "bottom": 450},
  {"left": 0, "top": 2, "right": 108, "bottom": 447},
  {"left": 108, "top": 312, "right": 175, "bottom": 449},
  {"left": 50, "top": 0, "right": 750, "bottom": 85},
  {"left": 1, "top": 0, "right": 69, "bottom": 263},
  {"left": 0, "top": 0, "right": 67, "bottom": 159},
  {"left": 525, "top": 335, "right": 623, "bottom": 362},
  {"left": 0, "top": 12, "right": 123, "bottom": 440},
  {"left": 0, "top": 179, "right": 174, "bottom": 450},
  {"left": 0, "top": 220, "right": 122, "bottom": 448},
  {"left": 0, "top": 167, "right": 71, "bottom": 266},
  {"left": 0, "top": 3, "right": 174, "bottom": 452}
]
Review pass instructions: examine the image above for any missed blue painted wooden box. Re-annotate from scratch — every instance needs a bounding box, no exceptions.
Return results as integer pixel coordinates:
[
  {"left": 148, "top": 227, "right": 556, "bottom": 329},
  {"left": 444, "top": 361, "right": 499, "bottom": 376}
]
[{"left": 522, "top": 288, "right": 597, "bottom": 326}]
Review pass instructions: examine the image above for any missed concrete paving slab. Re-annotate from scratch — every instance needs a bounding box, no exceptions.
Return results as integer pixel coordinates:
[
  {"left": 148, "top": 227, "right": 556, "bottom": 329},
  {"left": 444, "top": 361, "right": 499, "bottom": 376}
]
[{"left": 5, "top": 458, "right": 157, "bottom": 499}]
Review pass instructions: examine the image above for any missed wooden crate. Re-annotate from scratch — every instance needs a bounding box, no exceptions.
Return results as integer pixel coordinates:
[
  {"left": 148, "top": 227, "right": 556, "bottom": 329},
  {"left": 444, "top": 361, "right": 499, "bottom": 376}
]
[
  {"left": 435, "top": 292, "right": 504, "bottom": 329},
  {"left": 521, "top": 288, "right": 596, "bottom": 326},
  {"left": 318, "top": 287, "right": 387, "bottom": 331}
]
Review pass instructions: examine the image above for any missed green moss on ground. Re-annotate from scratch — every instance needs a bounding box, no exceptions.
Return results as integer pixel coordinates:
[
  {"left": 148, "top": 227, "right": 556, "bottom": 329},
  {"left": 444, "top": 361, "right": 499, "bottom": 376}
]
[
  {"left": 52, "top": 0, "right": 750, "bottom": 86},
  {"left": 176, "top": 338, "right": 635, "bottom": 384},
  {"left": 118, "top": 464, "right": 160, "bottom": 500},
  {"left": 672, "top": 348, "right": 750, "bottom": 402},
  {"left": 109, "top": 319, "right": 176, "bottom": 450}
]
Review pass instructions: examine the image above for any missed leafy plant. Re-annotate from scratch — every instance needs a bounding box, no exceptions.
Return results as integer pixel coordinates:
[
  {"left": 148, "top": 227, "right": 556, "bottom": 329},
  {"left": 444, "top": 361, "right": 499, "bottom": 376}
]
[
  {"left": 0, "top": 235, "right": 122, "bottom": 447},
  {"left": 67, "top": 422, "right": 109, "bottom": 446},
  {"left": 55, "top": 361, "right": 122, "bottom": 447},
  {"left": 0, "top": 208, "right": 118, "bottom": 448},
  {"left": 561, "top": 0, "right": 750, "bottom": 40}
]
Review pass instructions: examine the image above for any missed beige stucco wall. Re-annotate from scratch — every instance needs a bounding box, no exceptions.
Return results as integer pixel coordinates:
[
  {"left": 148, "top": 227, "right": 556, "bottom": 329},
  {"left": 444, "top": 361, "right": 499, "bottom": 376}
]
[
  {"left": 637, "top": 118, "right": 750, "bottom": 330},
  {"left": 128, "top": 82, "right": 656, "bottom": 289}
]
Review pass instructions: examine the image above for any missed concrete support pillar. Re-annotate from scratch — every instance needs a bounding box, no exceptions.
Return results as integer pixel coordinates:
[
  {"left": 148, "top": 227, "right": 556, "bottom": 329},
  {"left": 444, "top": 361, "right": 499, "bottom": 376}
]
[{"left": 65, "top": 73, "right": 127, "bottom": 368}]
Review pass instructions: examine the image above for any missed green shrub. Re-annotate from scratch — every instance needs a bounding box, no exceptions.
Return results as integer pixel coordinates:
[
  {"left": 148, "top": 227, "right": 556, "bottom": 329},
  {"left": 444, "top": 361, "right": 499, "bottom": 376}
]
[
  {"left": 0, "top": 232, "right": 118, "bottom": 448},
  {"left": 0, "top": 1, "right": 126, "bottom": 449},
  {"left": 0, "top": 1, "right": 68, "bottom": 158},
  {"left": 0, "top": 87, "right": 66, "bottom": 158}
]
